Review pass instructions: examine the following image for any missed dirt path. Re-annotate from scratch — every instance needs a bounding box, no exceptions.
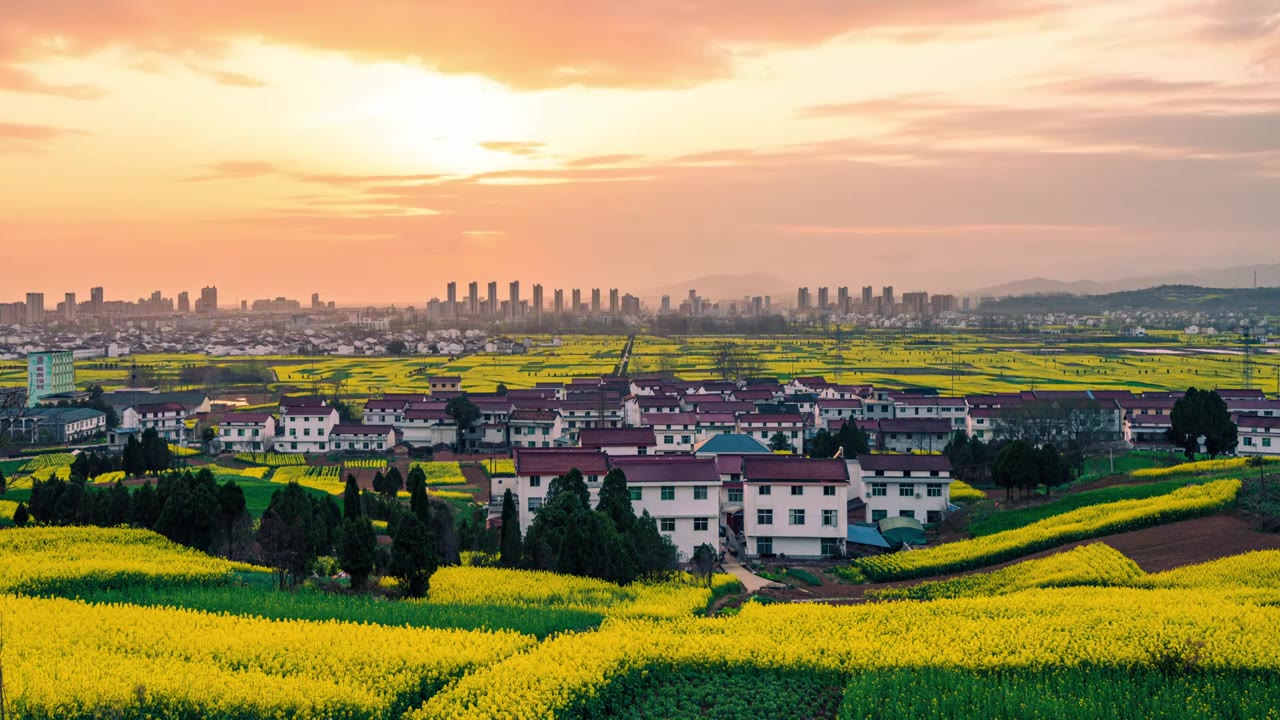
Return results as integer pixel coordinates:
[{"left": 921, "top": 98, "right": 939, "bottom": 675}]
[{"left": 459, "top": 465, "right": 491, "bottom": 504}]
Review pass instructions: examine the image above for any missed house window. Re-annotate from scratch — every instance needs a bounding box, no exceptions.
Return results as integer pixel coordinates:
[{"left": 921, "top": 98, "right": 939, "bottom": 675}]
[
  {"left": 757, "top": 509, "right": 773, "bottom": 525},
  {"left": 1265, "top": 438, "right": 1273, "bottom": 448},
  {"left": 530, "top": 475, "right": 542, "bottom": 487},
  {"left": 900, "top": 510, "right": 915, "bottom": 519},
  {"left": 821, "top": 538, "right": 840, "bottom": 556},
  {"left": 927, "top": 484, "right": 942, "bottom": 497},
  {"left": 791, "top": 485, "right": 804, "bottom": 496},
  {"left": 874, "top": 470, "right": 884, "bottom": 477},
  {"left": 789, "top": 509, "right": 805, "bottom": 525},
  {"left": 870, "top": 483, "right": 887, "bottom": 497},
  {"left": 680, "top": 435, "right": 691, "bottom": 444},
  {"left": 930, "top": 470, "right": 940, "bottom": 477},
  {"left": 927, "top": 510, "right": 942, "bottom": 524},
  {"left": 900, "top": 483, "right": 915, "bottom": 497},
  {"left": 694, "top": 517, "right": 709, "bottom": 532},
  {"left": 756, "top": 537, "right": 773, "bottom": 555},
  {"left": 694, "top": 486, "right": 708, "bottom": 500},
  {"left": 661, "top": 486, "right": 675, "bottom": 501},
  {"left": 822, "top": 509, "right": 837, "bottom": 527},
  {"left": 660, "top": 518, "right": 676, "bottom": 532},
  {"left": 823, "top": 485, "right": 836, "bottom": 497},
  {"left": 759, "top": 485, "right": 771, "bottom": 495},
  {"left": 638, "top": 447, "right": 648, "bottom": 455},
  {"left": 728, "top": 488, "right": 743, "bottom": 503},
  {"left": 871, "top": 509, "right": 887, "bottom": 521},
  {"left": 664, "top": 435, "right": 674, "bottom": 444},
  {"left": 629, "top": 487, "right": 643, "bottom": 501},
  {"left": 290, "top": 442, "right": 297, "bottom": 450},
  {"left": 528, "top": 497, "right": 543, "bottom": 512}
]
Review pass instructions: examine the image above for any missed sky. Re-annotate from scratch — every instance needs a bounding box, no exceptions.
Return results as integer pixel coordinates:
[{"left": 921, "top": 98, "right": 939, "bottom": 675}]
[{"left": 2, "top": 0, "right": 1278, "bottom": 305}]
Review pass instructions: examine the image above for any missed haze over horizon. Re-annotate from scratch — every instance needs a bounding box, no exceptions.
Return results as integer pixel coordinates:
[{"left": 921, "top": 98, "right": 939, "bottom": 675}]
[{"left": 2, "top": 1, "right": 1278, "bottom": 303}]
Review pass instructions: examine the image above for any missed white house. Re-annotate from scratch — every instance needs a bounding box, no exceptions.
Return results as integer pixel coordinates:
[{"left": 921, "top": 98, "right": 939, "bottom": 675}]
[
  {"left": 816, "top": 398, "right": 864, "bottom": 430},
  {"left": 330, "top": 424, "right": 396, "bottom": 453},
  {"left": 644, "top": 412, "right": 700, "bottom": 454},
  {"left": 362, "top": 399, "right": 408, "bottom": 425},
  {"left": 507, "top": 448, "right": 612, "bottom": 533},
  {"left": 508, "top": 409, "right": 564, "bottom": 448},
  {"left": 429, "top": 376, "right": 462, "bottom": 392},
  {"left": 740, "top": 456, "right": 849, "bottom": 559},
  {"left": 578, "top": 427, "right": 657, "bottom": 455},
  {"left": 609, "top": 455, "right": 720, "bottom": 558},
  {"left": 398, "top": 408, "right": 458, "bottom": 448},
  {"left": 875, "top": 418, "right": 955, "bottom": 453},
  {"left": 219, "top": 412, "right": 276, "bottom": 452},
  {"left": 278, "top": 406, "right": 339, "bottom": 453},
  {"left": 133, "top": 402, "right": 189, "bottom": 443},
  {"left": 1238, "top": 415, "right": 1280, "bottom": 457},
  {"left": 736, "top": 413, "right": 806, "bottom": 453},
  {"left": 853, "top": 453, "right": 953, "bottom": 525}
]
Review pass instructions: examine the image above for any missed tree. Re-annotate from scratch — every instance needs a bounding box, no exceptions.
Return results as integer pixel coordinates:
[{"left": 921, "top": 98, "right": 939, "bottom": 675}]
[
  {"left": 595, "top": 468, "right": 635, "bottom": 533},
  {"left": 129, "top": 481, "right": 161, "bottom": 527},
  {"left": 343, "top": 474, "right": 362, "bottom": 520},
  {"left": 12, "top": 501, "right": 29, "bottom": 526},
  {"left": 258, "top": 482, "right": 318, "bottom": 587},
  {"left": 445, "top": 395, "right": 481, "bottom": 452},
  {"left": 0, "top": 467, "right": 6, "bottom": 496},
  {"left": 386, "top": 339, "right": 408, "bottom": 355},
  {"left": 1168, "top": 387, "right": 1238, "bottom": 459},
  {"left": 406, "top": 465, "right": 426, "bottom": 495},
  {"left": 499, "top": 489, "right": 521, "bottom": 567},
  {"left": 338, "top": 517, "right": 378, "bottom": 589},
  {"left": 123, "top": 434, "right": 146, "bottom": 477},
  {"left": 768, "top": 432, "right": 794, "bottom": 452},
  {"left": 808, "top": 429, "right": 839, "bottom": 459},
  {"left": 630, "top": 511, "right": 679, "bottom": 579},
  {"left": 389, "top": 514, "right": 439, "bottom": 598},
  {"left": 835, "top": 422, "right": 871, "bottom": 458},
  {"left": 691, "top": 543, "right": 717, "bottom": 588},
  {"left": 1037, "top": 444, "right": 1071, "bottom": 497},
  {"left": 140, "top": 427, "right": 172, "bottom": 474},
  {"left": 545, "top": 468, "right": 590, "bottom": 509},
  {"left": 410, "top": 477, "right": 430, "bottom": 525},
  {"left": 496, "top": 383, "right": 509, "bottom": 397},
  {"left": 993, "top": 440, "right": 1040, "bottom": 501}
]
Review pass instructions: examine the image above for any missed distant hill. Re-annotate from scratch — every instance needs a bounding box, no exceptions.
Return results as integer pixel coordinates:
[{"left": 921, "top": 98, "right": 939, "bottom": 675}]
[
  {"left": 968, "top": 263, "right": 1280, "bottom": 298},
  {"left": 646, "top": 273, "right": 794, "bottom": 304},
  {"left": 979, "top": 284, "right": 1280, "bottom": 315}
]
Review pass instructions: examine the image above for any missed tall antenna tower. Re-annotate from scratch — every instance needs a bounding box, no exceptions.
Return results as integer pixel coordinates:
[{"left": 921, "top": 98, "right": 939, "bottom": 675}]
[{"left": 1242, "top": 326, "right": 1255, "bottom": 390}]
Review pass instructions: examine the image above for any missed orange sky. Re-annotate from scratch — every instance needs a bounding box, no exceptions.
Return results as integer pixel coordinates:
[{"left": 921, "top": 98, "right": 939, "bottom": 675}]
[{"left": 2, "top": 0, "right": 1278, "bottom": 304}]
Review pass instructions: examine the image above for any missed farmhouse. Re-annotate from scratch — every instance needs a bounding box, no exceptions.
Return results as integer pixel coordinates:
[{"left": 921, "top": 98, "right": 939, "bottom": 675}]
[
  {"left": 736, "top": 413, "right": 806, "bottom": 453},
  {"left": 278, "top": 405, "right": 339, "bottom": 453},
  {"left": 578, "top": 427, "right": 657, "bottom": 455},
  {"left": 739, "top": 456, "right": 849, "bottom": 559},
  {"left": 429, "top": 376, "right": 462, "bottom": 392},
  {"left": 874, "top": 417, "right": 955, "bottom": 453},
  {"left": 508, "top": 409, "right": 564, "bottom": 448},
  {"left": 1238, "top": 415, "right": 1280, "bottom": 457},
  {"left": 852, "top": 453, "right": 954, "bottom": 525},
  {"left": 132, "top": 402, "right": 189, "bottom": 443},
  {"left": 4, "top": 406, "right": 107, "bottom": 444},
  {"left": 644, "top": 412, "right": 700, "bottom": 454},
  {"left": 218, "top": 412, "right": 276, "bottom": 452},
  {"left": 609, "top": 455, "right": 721, "bottom": 557},
  {"left": 508, "top": 448, "right": 612, "bottom": 533},
  {"left": 330, "top": 424, "right": 396, "bottom": 453}
]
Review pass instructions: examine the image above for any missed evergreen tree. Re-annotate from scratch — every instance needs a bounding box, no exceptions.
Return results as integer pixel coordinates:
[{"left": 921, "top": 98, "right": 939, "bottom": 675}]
[
  {"left": 993, "top": 440, "right": 1040, "bottom": 500},
  {"left": 1038, "top": 444, "right": 1071, "bottom": 497},
  {"left": 1168, "top": 387, "right": 1238, "bottom": 459},
  {"left": 545, "top": 468, "right": 589, "bottom": 508},
  {"left": 595, "top": 468, "right": 635, "bottom": 533},
  {"left": 406, "top": 465, "right": 427, "bottom": 495},
  {"left": 691, "top": 543, "right": 718, "bottom": 588},
  {"left": 836, "top": 422, "right": 871, "bottom": 457},
  {"left": 129, "top": 481, "right": 161, "bottom": 528},
  {"left": 338, "top": 516, "right": 378, "bottom": 589},
  {"left": 768, "top": 432, "right": 794, "bottom": 452},
  {"left": 384, "top": 467, "right": 405, "bottom": 496},
  {"left": 410, "top": 478, "right": 430, "bottom": 524},
  {"left": 389, "top": 513, "right": 439, "bottom": 597},
  {"left": 123, "top": 434, "right": 146, "bottom": 476},
  {"left": 258, "top": 482, "right": 318, "bottom": 586},
  {"left": 12, "top": 501, "right": 29, "bottom": 526},
  {"left": 629, "top": 511, "right": 679, "bottom": 580},
  {"left": 808, "top": 429, "right": 838, "bottom": 458},
  {"left": 343, "top": 474, "right": 362, "bottom": 520},
  {"left": 499, "top": 489, "right": 521, "bottom": 567},
  {"left": 106, "top": 480, "right": 131, "bottom": 525},
  {"left": 140, "top": 427, "right": 172, "bottom": 474}
]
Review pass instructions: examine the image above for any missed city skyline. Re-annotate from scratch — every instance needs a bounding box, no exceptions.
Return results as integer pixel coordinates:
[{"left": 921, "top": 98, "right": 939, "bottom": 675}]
[{"left": 1, "top": 2, "right": 1277, "bottom": 301}]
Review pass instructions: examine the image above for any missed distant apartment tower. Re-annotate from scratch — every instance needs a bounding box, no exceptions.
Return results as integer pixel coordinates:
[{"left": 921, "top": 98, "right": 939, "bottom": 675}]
[
  {"left": 177, "top": 291, "right": 190, "bottom": 314},
  {"left": 660, "top": 295, "right": 671, "bottom": 314},
  {"left": 797, "top": 287, "right": 810, "bottom": 310},
  {"left": 90, "top": 286, "right": 104, "bottom": 314},
  {"left": 27, "top": 350, "right": 74, "bottom": 407},
  {"left": 311, "top": 293, "right": 323, "bottom": 310},
  {"left": 25, "top": 293, "right": 44, "bottom": 324},
  {"left": 609, "top": 288, "right": 619, "bottom": 315},
  {"left": 199, "top": 286, "right": 218, "bottom": 314},
  {"left": 902, "top": 291, "right": 929, "bottom": 315},
  {"left": 591, "top": 288, "right": 602, "bottom": 314},
  {"left": 63, "top": 292, "right": 77, "bottom": 321},
  {"left": 817, "top": 287, "right": 829, "bottom": 310},
  {"left": 553, "top": 288, "right": 564, "bottom": 314},
  {"left": 532, "top": 284, "right": 543, "bottom": 314},
  {"left": 486, "top": 282, "right": 498, "bottom": 315},
  {"left": 621, "top": 294, "right": 641, "bottom": 316},
  {"left": 446, "top": 282, "right": 457, "bottom": 312},
  {"left": 861, "top": 286, "right": 873, "bottom": 306},
  {"left": 837, "top": 287, "right": 849, "bottom": 312},
  {"left": 882, "top": 286, "right": 895, "bottom": 305},
  {"left": 752, "top": 296, "right": 763, "bottom": 315},
  {"left": 467, "top": 282, "right": 479, "bottom": 314},
  {"left": 509, "top": 281, "right": 520, "bottom": 318},
  {"left": 572, "top": 289, "right": 582, "bottom": 313}
]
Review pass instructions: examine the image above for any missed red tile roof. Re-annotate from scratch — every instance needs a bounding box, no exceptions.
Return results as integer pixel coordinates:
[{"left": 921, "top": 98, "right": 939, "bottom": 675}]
[
  {"left": 579, "top": 427, "right": 657, "bottom": 448},
  {"left": 135, "top": 402, "right": 186, "bottom": 414},
  {"left": 877, "top": 418, "right": 954, "bottom": 433},
  {"left": 643, "top": 412, "right": 698, "bottom": 426},
  {"left": 279, "top": 395, "right": 326, "bottom": 407},
  {"left": 222, "top": 412, "right": 273, "bottom": 424},
  {"left": 333, "top": 424, "right": 394, "bottom": 435},
  {"left": 514, "top": 448, "right": 610, "bottom": 475},
  {"left": 742, "top": 456, "right": 849, "bottom": 482},
  {"left": 364, "top": 399, "right": 409, "bottom": 411},
  {"left": 737, "top": 413, "right": 805, "bottom": 425},
  {"left": 509, "top": 409, "right": 560, "bottom": 422},
  {"left": 858, "top": 454, "right": 953, "bottom": 473},
  {"left": 284, "top": 406, "right": 338, "bottom": 417},
  {"left": 608, "top": 455, "right": 719, "bottom": 483}
]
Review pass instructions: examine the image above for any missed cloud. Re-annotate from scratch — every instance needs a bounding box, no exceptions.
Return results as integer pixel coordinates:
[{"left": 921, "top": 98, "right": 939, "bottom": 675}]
[
  {"left": 1028, "top": 75, "right": 1224, "bottom": 95},
  {"left": 0, "top": 0, "right": 1065, "bottom": 89},
  {"left": 479, "top": 141, "right": 544, "bottom": 156},
  {"left": 182, "top": 160, "right": 280, "bottom": 181},
  {"left": 204, "top": 69, "right": 269, "bottom": 88},
  {"left": 565, "top": 153, "right": 644, "bottom": 167},
  {"left": 0, "top": 64, "right": 108, "bottom": 99},
  {"left": 0, "top": 121, "right": 86, "bottom": 151}
]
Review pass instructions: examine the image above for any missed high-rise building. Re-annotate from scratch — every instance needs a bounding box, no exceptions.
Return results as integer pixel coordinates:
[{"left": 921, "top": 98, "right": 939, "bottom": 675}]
[
  {"left": 487, "top": 282, "right": 498, "bottom": 316},
  {"left": 837, "top": 287, "right": 849, "bottom": 313},
  {"left": 311, "top": 293, "right": 323, "bottom": 310},
  {"left": 752, "top": 296, "right": 763, "bottom": 315},
  {"left": 609, "top": 288, "right": 619, "bottom": 315},
  {"left": 177, "top": 291, "right": 190, "bottom": 314},
  {"left": 572, "top": 289, "right": 582, "bottom": 313},
  {"left": 591, "top": 288, "right": 601, "bottom": 314},
  {"left": 817, "top": 287, "right": 829, "bottom": 310},
  {"left": 467, "top": 282, "right": 479, "bottom": 315},
  {"left": 902, "top": 291, "right": 929, "bottom": 315},
  {"left": 24, "top": 292, "right": 44, "bottom": 324},
  {"left": 446, "top": 282, "right": 457, "bottom": 311},
  {"left": 27, "top": 350, "right": 74, "bottom": 407},
  {"left": 90, "top": 286, "right": 104, "bottom": 314},
  {"left": 63, "top": 292, "right": 77, "bottom": 321},
  {"left": 509, "top": 281, "right": 520, "bottom": 318},
  {"left": 660, "top": 295, "right": 671, "bottom": 314},
  {"left": 621, "top": 294, "right": 641, "bottom": 316},
  {"left": 861, "top": 286, "right": 873, "bottom": 306},
  {"left": 532, "top": 284, "right": 543, "bottom": 314},
  {"left": 882, "top": 286, "right": 895, "bottom": 305},
  {"left": 199, "top": 286, "right": 218, "bottom": 314},
  {"left": 553, "top": 288, "right": 564, "bottom": 314},
  {"left": 797, "top": 287, "right": 810, "bottom": 310}
]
